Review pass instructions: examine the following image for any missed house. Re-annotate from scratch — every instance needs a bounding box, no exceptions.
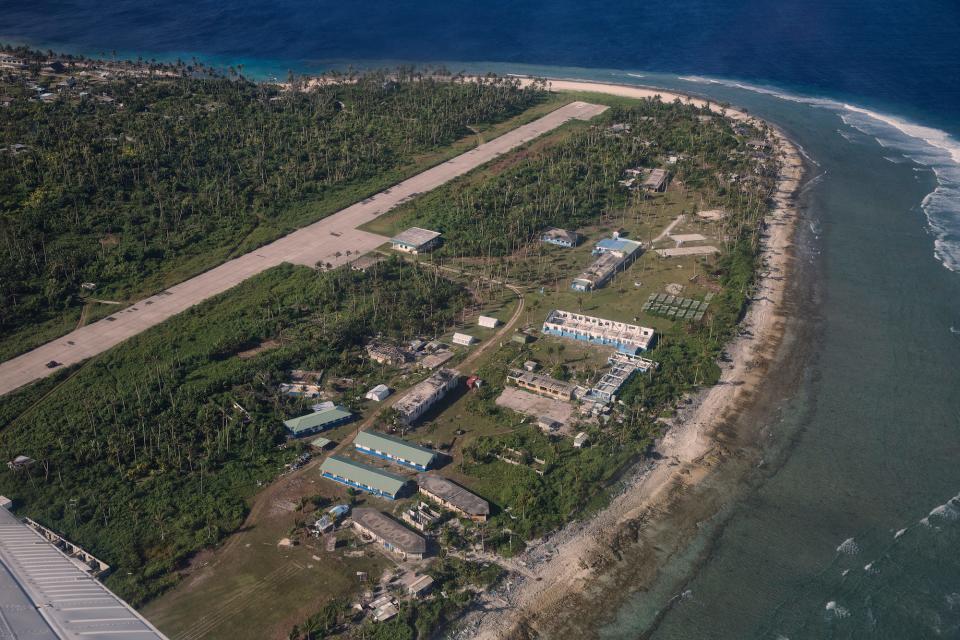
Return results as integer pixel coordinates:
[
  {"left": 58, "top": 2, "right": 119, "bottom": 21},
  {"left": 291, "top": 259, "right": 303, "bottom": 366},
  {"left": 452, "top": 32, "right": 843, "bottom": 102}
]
[
  {"left": 373, "top": 603, "right": 399, "bottom": 622},
  {"left": 574, "top": 432, "right": 590, "bottom": 448},
  {"left": 542, "top": 309, "right": 655, "bottom": 354},
  {"left": 452, "top": 333, "right": 476, "bottom": 346},
  {"left": 390, "top": 227, "right": 442, "bottom": 254},
  {"left": 506, "top": 369, "right": 576, "bottom": 402},
  {"left": 418, "top": 350, "right": 454, "bottom": 370},
  {"left": 540, "top": 227, "right": 581, "bottom": 248},
  {"left": 642, "top": 168, "right": 670, "bottom": 192},
  {"left": 354, "top": 430, "right": 438, "bottom": 471},
  {"left": 320, "top": 456, "right": 410, "bottom": 500},
  {"left": 7, "top": 455, "right": 34, "bottom": 471},
  {"left": 523, "top": 360, "right": 539, "bottom": 372},
  {"left": 478, "top": 315, "right": 499, "bottom": 328},
  {"left": 400, "top": 573, "right": 435, "bottom": 598},
  {"left": 365, "top": 384, "right": 391, "bottom": 402},
  {"left": 393, "top": 368, "right": 461, "bottom": 425},
  {"left": 366, "top": 342, "right": 410, "bottom": 366},
  {"left": 511, "top": 333, "right": 534, "bottom": 345},
  {"left": 351, "top": 508, "right": 427, "bottom": 560},
  {"left": 283, "top": 406, "right": 354, "bottom": 437},
  {"left": 417, "top": 474, "right": 490, "bottom": 522}
]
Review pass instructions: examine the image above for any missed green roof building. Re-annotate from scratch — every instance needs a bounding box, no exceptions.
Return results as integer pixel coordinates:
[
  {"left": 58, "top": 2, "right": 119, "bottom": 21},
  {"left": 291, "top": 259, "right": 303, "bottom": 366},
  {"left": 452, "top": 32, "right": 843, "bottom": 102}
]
[
  {"left": 320, "top": 455, "right": 410, "bottom": 500},
  {"left": 283, "top": 406, "right": 353, "bottom": 437},
  {"left": 354, "top": 430, "right": 438, "bottom": 471}
]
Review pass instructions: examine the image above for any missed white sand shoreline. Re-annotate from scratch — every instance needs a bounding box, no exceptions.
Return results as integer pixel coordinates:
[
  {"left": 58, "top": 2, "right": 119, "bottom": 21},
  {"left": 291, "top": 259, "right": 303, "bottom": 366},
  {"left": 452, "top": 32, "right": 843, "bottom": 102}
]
[{"left": 454, "top": 79, "right": 805, "bottom": 640}]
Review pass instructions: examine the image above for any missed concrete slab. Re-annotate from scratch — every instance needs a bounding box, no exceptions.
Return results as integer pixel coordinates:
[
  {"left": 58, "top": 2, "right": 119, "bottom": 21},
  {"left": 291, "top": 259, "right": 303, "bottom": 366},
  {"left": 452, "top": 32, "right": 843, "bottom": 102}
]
[
  {"left": 495, "top": 387, "right": 574, "bottom": 426},
  {"left": 655, "top": 246, "right": 721, "bottom": 257},
  {"left": 0, "top": 101, "right": 608, "bottom": 396}
]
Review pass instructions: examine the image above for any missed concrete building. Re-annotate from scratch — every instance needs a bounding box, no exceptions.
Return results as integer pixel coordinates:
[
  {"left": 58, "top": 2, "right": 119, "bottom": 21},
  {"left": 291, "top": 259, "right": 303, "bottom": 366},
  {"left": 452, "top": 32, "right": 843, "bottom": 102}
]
[
  {"left": 365, "top": 384, "right": 391, "bottom": 402},
  {"left": 366, "top": 342, "right": 410, "bottom": 366},
  {"left": 478, "top": 315, "right": 499, "bottom": 328},
  {"left": 354, "top": 430, "right": 438, "bottom": 471},
  {"left": 351, "top": 508, "right": 427, "bottom": 560},
  {"left": 399, "top": 573, "right": 435, "bottom": 598},
  {"left": 390, "top": 227, "right": 442, "bottom": 254},
  {"left": 320, "top": 456, "right": 410, "bottom": 500},
  {"left": 283, "top": 406, "right": 354, "bottom": 437},
  {"left": 506, "top": 369, "right": 576, "bottom": 402},
  {"left": 574, "top": 432, "right": 590, "bottom": 448},
  {"left": 571, "top": 236, "right": 643, "bottom": 291},
  {"left": 643, "top": 168, "right": 670, "bottom": 192},
  {"left": 393, "top": 368, "right": 460, "bottom": 425},
  {"left": 540, "top": 227, "right": 581, "bottom": 248},
  {"left": 417, "top": 474, "right": 490, "bottom": 522},
  {"left": 452, "top": 332, "right": 476, "bottom": 346},
  {"left": 542, "top": 309, "right": 655, "bottom": 354},
  {"left": 0, "top": 505, "right": 169, "bottom": 640},
  {"left": 586, "top": 352, "right": 657, "bottom": 404}
]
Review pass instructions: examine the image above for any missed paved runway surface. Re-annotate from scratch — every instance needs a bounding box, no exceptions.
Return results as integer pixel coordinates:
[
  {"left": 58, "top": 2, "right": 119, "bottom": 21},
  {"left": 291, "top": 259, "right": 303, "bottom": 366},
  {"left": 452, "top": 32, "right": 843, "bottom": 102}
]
[{"left": 0, "top": 101, "right": 606, "bottom": 396}]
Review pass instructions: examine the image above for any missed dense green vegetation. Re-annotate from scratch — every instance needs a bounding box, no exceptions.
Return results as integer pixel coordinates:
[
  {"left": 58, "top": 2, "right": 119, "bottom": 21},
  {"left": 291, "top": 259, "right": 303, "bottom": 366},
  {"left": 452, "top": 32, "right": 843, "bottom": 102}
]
[
  {"left": 0, "top": 258, "right": 470, "bottom": 605},
  {"left": 392, "top": 99, "right": 766, "bottom": 257},
  {"left": 0, "top": 49, "right": 547, "bottom": 357}
]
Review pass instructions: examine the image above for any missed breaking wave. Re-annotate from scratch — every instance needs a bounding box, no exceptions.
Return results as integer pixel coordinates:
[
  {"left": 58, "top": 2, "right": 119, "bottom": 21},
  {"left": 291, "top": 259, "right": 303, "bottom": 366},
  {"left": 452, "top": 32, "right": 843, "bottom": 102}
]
[
  {"left": 836, "top": 537, "right": 860, "bottom": 555},
  {"left": 674, "top": 76, "right": 960, "bottom": 273}
]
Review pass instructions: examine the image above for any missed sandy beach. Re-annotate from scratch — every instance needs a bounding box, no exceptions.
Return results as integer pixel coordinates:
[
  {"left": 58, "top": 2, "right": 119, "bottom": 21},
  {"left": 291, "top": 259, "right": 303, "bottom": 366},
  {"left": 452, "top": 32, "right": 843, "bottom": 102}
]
[{"left": 455, "top": 79, "right": 806, "bottom": 640}]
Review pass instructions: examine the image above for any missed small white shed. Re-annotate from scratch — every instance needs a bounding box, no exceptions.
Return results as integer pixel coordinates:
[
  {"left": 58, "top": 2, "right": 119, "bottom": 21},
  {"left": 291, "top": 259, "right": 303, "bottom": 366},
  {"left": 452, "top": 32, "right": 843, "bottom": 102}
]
[
  {"left": 478, "top": 315, "right": 499, "bottom": 329},
  {"left": 365, "top": 384, "right": 391, "bottom": 402},
  {"left": 452, "top": 333, "right": 476, "bottom": 346}
]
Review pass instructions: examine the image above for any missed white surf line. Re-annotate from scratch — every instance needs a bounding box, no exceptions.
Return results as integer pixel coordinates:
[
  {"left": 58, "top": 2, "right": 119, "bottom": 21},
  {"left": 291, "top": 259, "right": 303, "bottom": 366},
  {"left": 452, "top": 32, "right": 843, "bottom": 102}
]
[{"left": 0, "top": 100, "right": 608, "bottom": 397}]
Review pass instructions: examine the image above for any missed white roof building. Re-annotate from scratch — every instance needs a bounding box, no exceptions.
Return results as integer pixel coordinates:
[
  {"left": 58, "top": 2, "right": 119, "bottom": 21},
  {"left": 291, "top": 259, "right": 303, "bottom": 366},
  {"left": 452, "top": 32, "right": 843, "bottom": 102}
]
[
  {"left": 478, "top": 315, "right": 499, "bottom": 328},
  {"left": 452, "top": 332, "right": 476, "bottom": 346},
  {"left": 365, "top": 384, "right": 391, "bottom": 402},
  {"left": 390, "top": 227, "right": 442, "bottom": 254}
]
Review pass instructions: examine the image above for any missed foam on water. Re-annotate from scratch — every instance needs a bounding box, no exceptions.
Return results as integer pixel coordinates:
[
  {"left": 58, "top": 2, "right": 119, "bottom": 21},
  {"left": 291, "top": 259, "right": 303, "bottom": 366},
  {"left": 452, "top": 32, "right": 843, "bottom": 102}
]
[
  {"left": 673, "top": 76, "right": 960, "bottom": 273},
  {"left": 894, "top": 527, "right": 908, "bottom": 539},
  {"left": 825, "top": 600, "right": 851, "bottom": 619},
  {"left": 836, "top": 537, "right": 860, "bottom": 555},
  {"left": 926, "top": 494, "right": 960, "bottom": 522}
]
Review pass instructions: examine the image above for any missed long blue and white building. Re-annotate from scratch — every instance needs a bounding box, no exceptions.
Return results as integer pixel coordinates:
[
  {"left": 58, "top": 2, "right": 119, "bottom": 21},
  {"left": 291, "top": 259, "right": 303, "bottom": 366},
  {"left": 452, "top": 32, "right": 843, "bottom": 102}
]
[{"left": 542, "top": 309, "right": 655, "bottom": 354}]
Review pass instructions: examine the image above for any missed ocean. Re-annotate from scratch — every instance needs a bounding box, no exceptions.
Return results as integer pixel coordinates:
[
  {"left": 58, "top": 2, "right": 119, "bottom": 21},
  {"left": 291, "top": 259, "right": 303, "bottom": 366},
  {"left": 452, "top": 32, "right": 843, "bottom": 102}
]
[{"left": 2, "top": 2, "right": 960, "bottom": 638}]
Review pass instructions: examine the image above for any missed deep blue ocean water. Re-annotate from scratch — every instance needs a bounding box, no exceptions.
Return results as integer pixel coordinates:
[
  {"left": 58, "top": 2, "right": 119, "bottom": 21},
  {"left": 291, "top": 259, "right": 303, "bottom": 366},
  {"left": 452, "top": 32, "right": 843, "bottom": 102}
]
[{"left": 3, "top": 3, "right": 960, "bottom": 638}]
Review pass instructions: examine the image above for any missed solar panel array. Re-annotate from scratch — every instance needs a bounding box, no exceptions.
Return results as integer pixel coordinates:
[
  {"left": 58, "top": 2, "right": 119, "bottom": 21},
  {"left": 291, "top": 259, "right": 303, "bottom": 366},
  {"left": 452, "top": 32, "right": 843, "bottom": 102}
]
[{"left": 642, "top": 292, "right": 712, "bottom": 321}]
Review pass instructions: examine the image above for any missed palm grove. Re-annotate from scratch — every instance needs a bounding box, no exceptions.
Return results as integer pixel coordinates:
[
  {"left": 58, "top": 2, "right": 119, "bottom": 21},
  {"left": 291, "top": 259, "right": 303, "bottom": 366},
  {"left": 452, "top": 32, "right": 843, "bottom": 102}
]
[{"left": 0, "top": 53, "right": 547, "bottom": 359}]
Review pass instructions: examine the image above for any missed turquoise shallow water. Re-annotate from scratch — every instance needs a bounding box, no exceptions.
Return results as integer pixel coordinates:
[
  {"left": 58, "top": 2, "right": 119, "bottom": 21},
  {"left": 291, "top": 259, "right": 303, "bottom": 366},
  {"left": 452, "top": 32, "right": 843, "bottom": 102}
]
[{"left": 566, "top": 73, "right": 960, "bottom": 640}]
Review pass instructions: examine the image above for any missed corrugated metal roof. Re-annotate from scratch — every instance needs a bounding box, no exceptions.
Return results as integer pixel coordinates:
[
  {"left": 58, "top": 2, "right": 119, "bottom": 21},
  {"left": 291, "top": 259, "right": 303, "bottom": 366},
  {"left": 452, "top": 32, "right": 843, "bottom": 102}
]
[
  {"left": 354, "top": 431, "right": 437, "bottom": 468},
  {"left": 0, "top": 508, "right": 169, "bottom": 640},
  {"left": 417, "top": 474, "right": 490, "bottom": 517},
  {"left": 390, "top": 227, "right": 441, "bottom": 248},
  {"left": 320, "top": 456, "right": 409, "bottom": 496},
  {"left": 283, "top": 406, "right": 353, "bottom": 435},
  {"left": 351, "top": 509, "right": 426, "bottom": 554}
]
